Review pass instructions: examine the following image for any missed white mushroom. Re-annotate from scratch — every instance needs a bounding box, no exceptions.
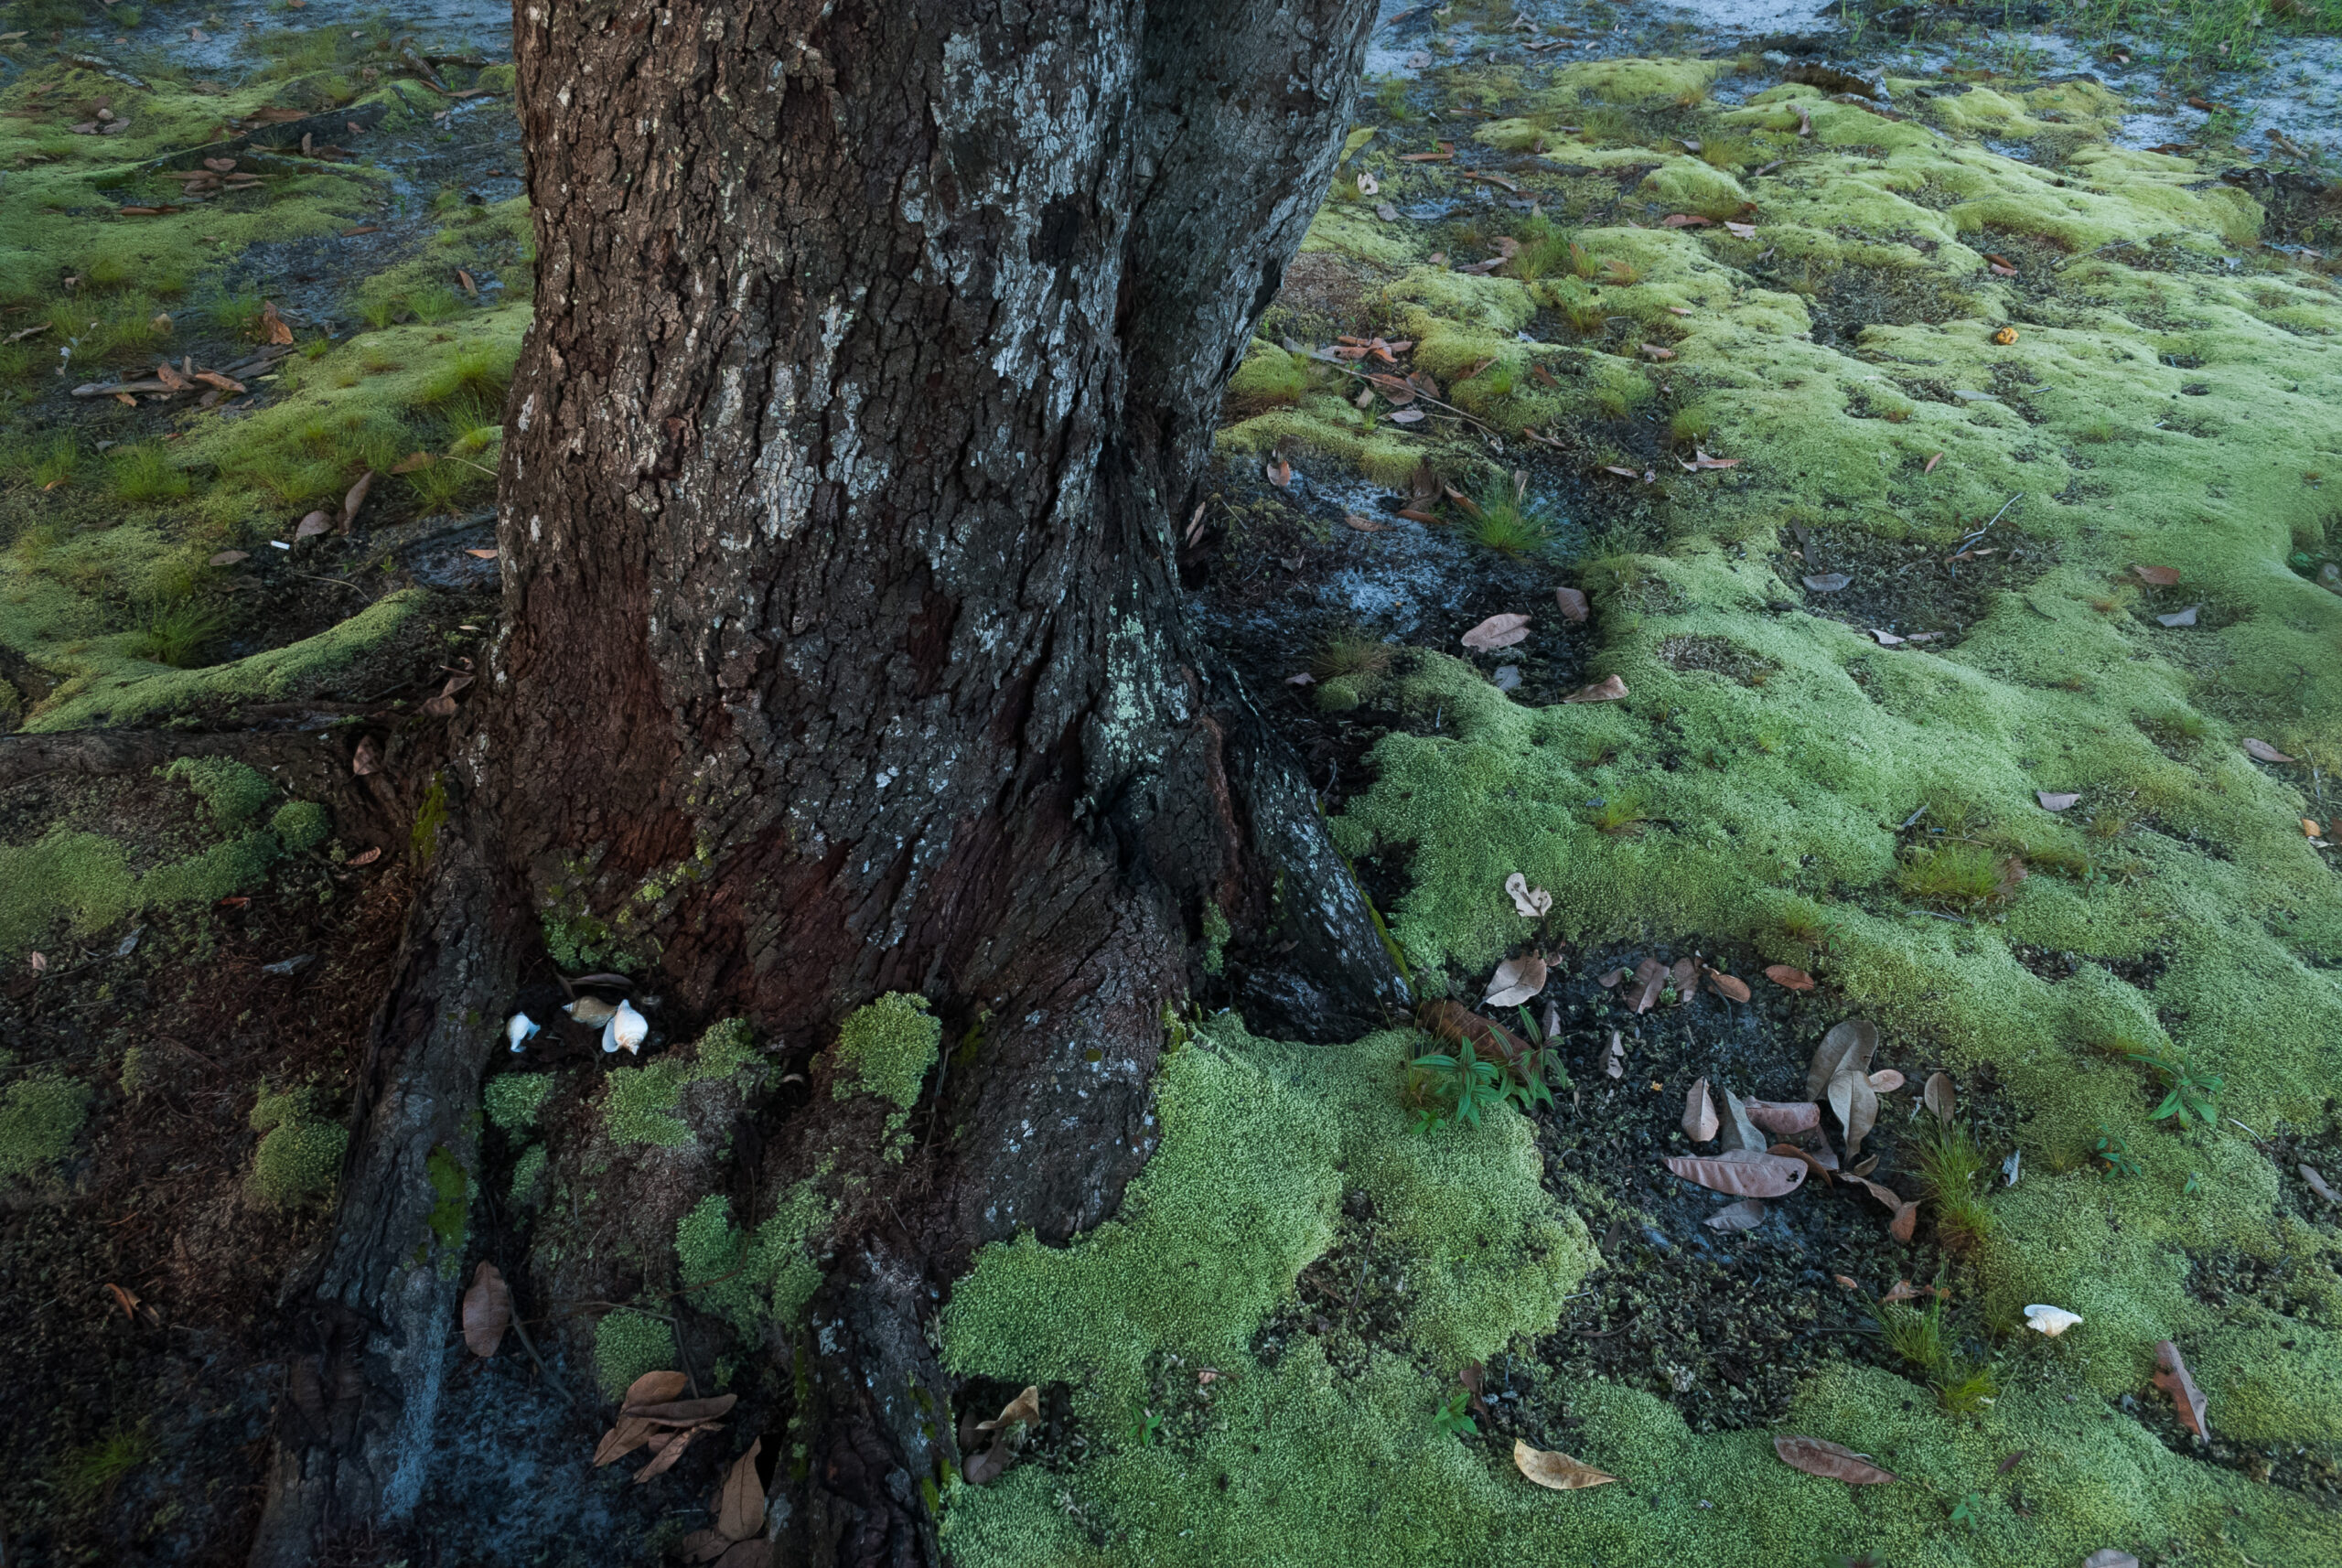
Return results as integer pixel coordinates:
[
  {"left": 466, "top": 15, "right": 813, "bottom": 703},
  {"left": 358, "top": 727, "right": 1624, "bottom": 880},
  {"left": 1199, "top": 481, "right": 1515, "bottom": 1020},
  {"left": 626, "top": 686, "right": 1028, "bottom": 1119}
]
[
  {"left": 600, "top": 999, "right": 648, "bottom": 1055},
  {"left": 2023, "top": 1304, "right": 2082, "bottom": 1337},
  {"left": 506, "top": 1012, "right": 541, "bottom": 1053}
]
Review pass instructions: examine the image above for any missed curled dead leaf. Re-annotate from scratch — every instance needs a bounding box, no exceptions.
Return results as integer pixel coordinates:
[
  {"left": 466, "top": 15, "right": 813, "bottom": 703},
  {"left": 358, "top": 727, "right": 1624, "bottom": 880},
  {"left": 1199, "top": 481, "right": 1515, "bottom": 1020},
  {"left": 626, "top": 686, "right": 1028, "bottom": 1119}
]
[
  {"left": 636, "top": 1423, "right": 706, "bottom": 1482},
  {"left": 1774, "top": 1435, "right": 1896, "bottom": 1484},
  {"left": 1745, "top": 1100, "right": 1820, "bottom": 1136},
  {"left": 460, "top": 1261, "right": 510, "bottom": 1358},
  {"left": 1769, "top": 1143, "right": 1833, "bottom": 1183},
  {"left": 1923, "top": 1071, "right": 1955, "bottom": 1125},
  {"left": 209, "top": 549, "right": 249, "bottom": 566},
  {"left": 1718, "top": 1088, "right": 1766, "bottom": 1153},
  {"left": 1889, "top": 1200, "right": 1919, "bottom": 1242},
  {"left": 1461, "top": 613, "right": 1532, "bottom": 650},
  {"left": 714, "top": 1438, "right": 766, "bottom": 1541},
  {"left": 293, "top": 510, "right": 333, "bottom": 540},
  {"left": 1806, "top": 1019, "right": 1878, "bottom": 1101},
  {"left": 1663, "top": 1149, "right": 1809, "bottom": 1198},
  {"left": 1802, "top": 573, "right": 1851, "bottom": 592},
  {"left": 978, "top": 1386, "right": 1041, "bottom": 1434},
  {"left": 1504, "top": 873, "right": 1553, "bottom": 918},
  {"left": 1705, "top": 1197, "right": 1767, "bottom": 1231},
  {"left": 2154, "top": 1341, "right": 2208, "bottom": 1437},
  {"left": 1628, "top": 957, "right": 1667, "bottom": 1015},
  {"left": 1483, "top": 953, "right": 1549, "bottom": 1009},
  {"left": 1563, "top": 673, "right": 1628, "bottom": 703},
  {"left": 1553, "top": 585, "right": 1589, "bottom": 622},
  {"left": 2301, "top": 1164, "right": 2339, "bottom": 1204},
  {"left": 1683, "top": 1077, "right": 1719, "bottom": 1143},
  {"left": 1596, "top": 968, "right": 1625, "bottom": 990},
  {"left": 2133, "top": 564, "right": 2182, "bottom": 587},
  {"left": 1764, "top": 963, "right": 1815, "bottom": 992},
  {"left": 1866, "top": 1069, "right": 1904, "bottom": 1094},
  {"left": 2243, "top": 738, "right": 2297, "bottom": 764},
  {"left": 2036, "top": 791, "right": 2080, "bottom": 811},
  {"left": 1604, "top": 1029, "right": 1626, "bottom": 1079},
  {"left": 1924, "top": 451, "right": 1943, "bottom": 473},
  {"left": 350, "top": 736, "right": 381, "bottom": 777},
  {"left": 1725, "top": 220, "right": 1756, "bottom": 238},
  {"left": 593, "top": 1414, "right": 658, "bottom": 1467},
  {"left": 1513, "top": 1438, "right": 1618, "bottom": 1489},
  {"left": 1704, "top": 968, "right": 1750, "bottom": 1004},
  {"left": 625, "top": 1394, "right": 739, "bottom": 1425}
]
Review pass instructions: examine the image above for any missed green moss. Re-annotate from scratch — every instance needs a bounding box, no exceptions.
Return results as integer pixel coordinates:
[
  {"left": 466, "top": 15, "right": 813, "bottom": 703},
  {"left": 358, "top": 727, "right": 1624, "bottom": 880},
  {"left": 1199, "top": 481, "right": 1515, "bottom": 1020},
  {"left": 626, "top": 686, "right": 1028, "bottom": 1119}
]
[
  {"left": 509, "top": 1143, "right": 547, "bottom": 1208},
  {"left": 599, "top": 1017, "right": 762, "bottom": 1146},
  {"left": 247, "top": 1087, "right": 347, "bottom": 1209},
  {"left": 833, "top": 993, "right": 940, "bottom": 1110},
  {"left": 940, "top": 1027, "right": 2330, "bottom": 1568},
  {"left": 423, "top": 1143, "right": 468, "bottom": 1253},
  {"left": 0, "top": 1070, "right": 91, "bottom": 1181},
  {"left": 483, "top": 1072, "right": 555, "bottom": 1133},
  {"left": 674, "top": 1180, "right": 833, "bottom": 1337},
  {"left": 593, "top": 1307, "right": 676, "bottom": 1401},
  {"left": 161, "top": 757, "right": 275, "bottom": 831},
  {"left": 270, "top": 800, "right": 331, "bottom": 854}
]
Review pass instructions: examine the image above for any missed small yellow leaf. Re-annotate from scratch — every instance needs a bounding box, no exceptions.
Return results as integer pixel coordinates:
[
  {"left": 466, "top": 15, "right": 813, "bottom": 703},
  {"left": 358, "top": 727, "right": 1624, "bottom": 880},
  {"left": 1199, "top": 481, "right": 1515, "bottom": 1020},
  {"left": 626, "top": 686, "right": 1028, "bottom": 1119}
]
[{"left": 1514, "top": 1439, "right": 1618, "bottom": 1490}]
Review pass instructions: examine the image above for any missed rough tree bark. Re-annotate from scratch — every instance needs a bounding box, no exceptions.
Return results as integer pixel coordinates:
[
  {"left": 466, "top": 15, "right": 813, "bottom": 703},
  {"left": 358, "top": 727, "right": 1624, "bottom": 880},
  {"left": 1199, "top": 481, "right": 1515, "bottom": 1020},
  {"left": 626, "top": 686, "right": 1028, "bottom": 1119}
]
[{"left": 250, "top": 3, "right": 1390, "bottom": 1563}]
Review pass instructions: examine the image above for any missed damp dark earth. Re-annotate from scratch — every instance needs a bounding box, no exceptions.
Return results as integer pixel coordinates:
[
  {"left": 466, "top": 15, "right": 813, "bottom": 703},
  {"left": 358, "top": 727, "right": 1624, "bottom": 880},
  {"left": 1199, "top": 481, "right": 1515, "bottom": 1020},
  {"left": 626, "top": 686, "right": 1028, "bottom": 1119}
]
[{"left": 5, "top": 2, "right": 2342, "bottom": 1567}]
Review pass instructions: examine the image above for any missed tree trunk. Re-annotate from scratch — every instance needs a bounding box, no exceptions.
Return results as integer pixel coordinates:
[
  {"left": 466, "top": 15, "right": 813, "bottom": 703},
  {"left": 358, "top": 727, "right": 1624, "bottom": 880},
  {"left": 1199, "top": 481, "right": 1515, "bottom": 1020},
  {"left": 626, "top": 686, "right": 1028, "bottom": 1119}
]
[{"left": 250, "top": 3, "right": 1388, "bottom": 1563}]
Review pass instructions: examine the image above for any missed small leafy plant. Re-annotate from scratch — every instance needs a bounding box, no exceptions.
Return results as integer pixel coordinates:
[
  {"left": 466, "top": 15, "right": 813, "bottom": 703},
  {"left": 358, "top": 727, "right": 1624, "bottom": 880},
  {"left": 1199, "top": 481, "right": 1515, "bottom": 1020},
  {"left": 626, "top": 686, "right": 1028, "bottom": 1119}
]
[
  {"left": 1432, "top": 1388, "right": 1479, "bottom": 1439},
  {"left": 1407, "top": 1039, "right": 1507, "bottom": 1134},
  {"left": 2092, "top": 1122, "right": 2141, "bottom": 1178},
  {"left": 2128, "top": 1046, "right": 2221, "bottom": 1135},
  {"left": 1127, "top": 1402, "right": 1164, "bottom": 1448}
]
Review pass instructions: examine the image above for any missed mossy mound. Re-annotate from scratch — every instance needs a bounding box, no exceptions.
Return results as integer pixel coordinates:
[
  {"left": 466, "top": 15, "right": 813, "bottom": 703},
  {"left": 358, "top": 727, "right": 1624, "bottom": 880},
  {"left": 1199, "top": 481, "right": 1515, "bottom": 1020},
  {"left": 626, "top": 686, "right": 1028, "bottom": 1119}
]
[{"left": 949, "top": 44, "right": 2342, "bottom": 1567}]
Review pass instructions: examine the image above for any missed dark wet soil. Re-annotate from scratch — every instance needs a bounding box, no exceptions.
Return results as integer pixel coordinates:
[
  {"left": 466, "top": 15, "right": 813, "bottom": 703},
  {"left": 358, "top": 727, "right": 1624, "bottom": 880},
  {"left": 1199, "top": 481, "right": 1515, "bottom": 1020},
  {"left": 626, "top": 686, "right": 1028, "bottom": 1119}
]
[{"left": 0, "top": 750, "right": 414, "bottom": 1566}]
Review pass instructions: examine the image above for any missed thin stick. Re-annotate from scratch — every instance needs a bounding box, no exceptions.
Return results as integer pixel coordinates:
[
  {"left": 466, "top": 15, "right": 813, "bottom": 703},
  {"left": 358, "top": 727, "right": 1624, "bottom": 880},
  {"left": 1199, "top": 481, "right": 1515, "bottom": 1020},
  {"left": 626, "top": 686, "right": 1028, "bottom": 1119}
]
[{"left": 504, "top": 1309, "right": 575, "bottom": 1408}]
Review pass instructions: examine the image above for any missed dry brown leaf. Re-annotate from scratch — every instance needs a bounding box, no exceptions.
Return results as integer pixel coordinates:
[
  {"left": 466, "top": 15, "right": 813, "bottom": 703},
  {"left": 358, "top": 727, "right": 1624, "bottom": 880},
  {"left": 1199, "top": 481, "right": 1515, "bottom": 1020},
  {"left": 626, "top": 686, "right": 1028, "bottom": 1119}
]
[
  {"left": 2154, "top": 1341, "right": 2209, "bottom": 1436},
  {"left": 627, "top": 1394, "right": 739, "bottom": 1425},
  {"left": 593, "top": 1415, "right": 657, "bottom": 1466},
  {"left": 460, "top": 1261, "right": 510, "bottom": 1358},
  {"left": 388, "top": 450, "right": 435, "bottom": 474},
  {"left": 2244, "top": 738, "right": 2297, "bottom": 763},
  {"left": 1660, "top": 213, "right": 1713, "bottom": 228},
  {"left": 636, "top": 1423, "right": 706, "bottom": 1481},
  {"left": 1806, "top": 1019, "right": 1878, "bottom": 1101},
  {"left": 1596, "top": 967, "right": 1625, "bottom": 989},
  {"left": 1849, "top": 1176, "right": 1905, "bottom": 1214},
  {"left": 1923, "top": 1071, "right": 1955, "bottom": 1125},
  {"left": 1483, "top": 952, "right": 1549, "bottom": 1009},
  {"left": 620, "top": 1370, "right": 692, "bottom": 1408},
  {"left": 1745, "top": 1101, "right": 1820, "bottom": 1136},
  {"left": 465, "top": 547, "right": 500, "bottom": 560},
  {"left": 677, "top": 1530, "right": 733, "bottom": 1563},
  {"left": 713, "top": 1544, "right": 772, "bottom": 1568},
  {"left": 348, "top": 847, "right": 383, "bottom": 866},
  {"left": 1553, "top": 585, "right": 1589, "bottom": 623},
  {"left": 1773, "top": 1435, "right": 1896, "bottom": 1484},
  {"left": 1718, "top": 1088, "right": 1765, "bottom": 1153},
  {"left": 1765, "top": 963, "right": 1815, "bottom": 992},
  {"left": 977, "top": 1386, "right": 1041, "bottom": 1434},
  {"left": 341, "top": 468, "right": 375, "bottom": 527},
  {"left": 294, "top": 509, "right": 333, "bottom": 540},
  {"left": 1870, "top": 628, "right": 1906, "bottom": 647},
  {"left": 106, "top": 1282, "right": 141, "bottom": 1319},
  {"left": 1639, "top": 343, "right": 1677, "bottom": 361},
  {"left": 1705, "top": 1197, "right": 1767, "bottom": 1231},
  {"left": 1682, "top": 1077, "right": 1718, "bottom": 1142},
  {"left": 1832, "top": 1066, "right": 1879, "bottom": 1159},
  {"left": 2133, "top": 564, "right": 2181, "bottom": 587},
  {"left": 1880, "top": 1279, "right": 1919, "bottom": 1304},
  {"left": 1888, "top": 1201, "right": 1919, "bottom": 1242},
  {"left": 1460, "top": 613, "right": 1532, "bottom": 650},
  {"left": 1504, "top": 873, "right": 1552, "bottom": 918},
  {"left": 1704, "top": 968, "right": 1751, "bottom": 1004},
  {"left": 1668, "top": 957, "right": 1699, "bottom": 1001},
  {"left": 1418, "top": 1000, "right": 1532, "bottom": 1078},
  {"left": 1604, "top": 1030, "right": 1626, "bottom": 1079},
  {"left": 1563, "top": 673, "right": 1628, "bottom": 703},
  {"left": 1628, "top": 957, "right": 1668, "bottom": 1015},
  {"left": 351, "top": 736, "right": 381, "bottom": 777},
  {"left": 1264, "top": 455, "right": 1292, "bottom": 487},
  {"left": 1867, "top": 1069, "right": 1904, "bottom": 1094},
  {"left": 1832, "top": 1274, "right": 1861, "bottom": 1290},
  {"left": 1513, "top": 1439, "right": 1618, "bottom": 1490},
  {"left": 962, "top": 1441, "right": 1014, "bottom": 1486},
  {"left": 1849, "top": 1153, "right": 1879, "bottom": 1178},
  {"left": 1802, "top": 572, "right": 1851, "bottom": 592},
  {"left": 1769, "top": 1143, "right": 1833, "bottom": 1183},
  {"left": 2036, "top": 790, "right": 2080, "bottom": 811},
  {"left": 2301, "top": 1164, "right": 2339, "bottom": 1204},
  {"left": 1923, "top": 451, "right": 1943, "bottom": 473},
  {"left": 715, "top": 1438, "right": 765, "bottom": 1541},
  {"left": 1663, "top": 1149, "right": 1810, "bottom": 1198},
  {"left": 1725, "top": 220, "right": 1756, "bottom": 238},
  {"left": 2156, "top": 605, "right": 2199, "bottom": 628},
  {"left": 1342, "top": 511, "right": 1385, "bottom": 532},
  {"left": 209, "top": 549, "right": 249, "bottom": 566}
]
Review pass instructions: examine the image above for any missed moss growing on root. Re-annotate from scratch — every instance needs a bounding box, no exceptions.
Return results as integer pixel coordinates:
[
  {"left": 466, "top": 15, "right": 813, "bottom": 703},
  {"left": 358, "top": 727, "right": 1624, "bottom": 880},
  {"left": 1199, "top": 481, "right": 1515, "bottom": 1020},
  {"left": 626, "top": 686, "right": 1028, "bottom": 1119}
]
[
  {"left": 247, "top": 1086, "right": 347, "bottom": 1209},
  {"left": 832, "top": 993, "right": 940, "bottom": 1110}
]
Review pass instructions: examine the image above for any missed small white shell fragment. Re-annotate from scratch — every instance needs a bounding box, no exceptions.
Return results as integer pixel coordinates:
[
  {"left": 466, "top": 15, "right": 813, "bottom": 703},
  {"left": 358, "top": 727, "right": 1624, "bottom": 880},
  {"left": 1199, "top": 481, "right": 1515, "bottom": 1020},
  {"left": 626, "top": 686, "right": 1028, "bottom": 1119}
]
[
  {"left": 506, "top": 1012, "right": 541, "bottom": 1053},
  {"left": 2023, "top": 1304, "right": 2082, "bottom": 1337},
  {"left": 601, "top": 999, "right": 648, "bottom": 1055}
]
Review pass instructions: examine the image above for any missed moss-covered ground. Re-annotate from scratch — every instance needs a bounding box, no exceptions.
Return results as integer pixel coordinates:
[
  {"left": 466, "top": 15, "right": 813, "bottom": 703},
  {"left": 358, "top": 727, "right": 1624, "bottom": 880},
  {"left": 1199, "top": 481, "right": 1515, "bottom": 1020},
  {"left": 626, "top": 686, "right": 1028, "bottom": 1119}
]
[
  {"left": 0, "top": 5, "right": 524, "bottom": 733},
  {"left": 941, "top": 10, "right": 2342, "bottom": 1566}
]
